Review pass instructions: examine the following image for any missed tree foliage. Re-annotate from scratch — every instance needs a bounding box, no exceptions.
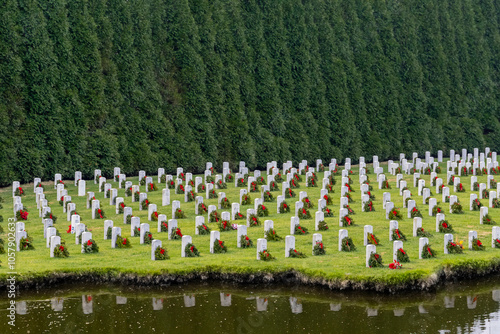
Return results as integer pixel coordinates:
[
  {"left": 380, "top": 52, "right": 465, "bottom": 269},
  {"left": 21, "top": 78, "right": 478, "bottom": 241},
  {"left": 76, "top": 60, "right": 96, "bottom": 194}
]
[{"left": 1, "top": 0, "right": 499, "bottom": 185}]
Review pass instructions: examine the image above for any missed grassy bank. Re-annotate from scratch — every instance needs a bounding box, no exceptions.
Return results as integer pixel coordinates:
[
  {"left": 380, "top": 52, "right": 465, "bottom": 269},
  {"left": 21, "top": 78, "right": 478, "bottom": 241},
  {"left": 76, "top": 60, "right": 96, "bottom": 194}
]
[{"left": 1, "top": 161, "right": 500, "bottom": 290}]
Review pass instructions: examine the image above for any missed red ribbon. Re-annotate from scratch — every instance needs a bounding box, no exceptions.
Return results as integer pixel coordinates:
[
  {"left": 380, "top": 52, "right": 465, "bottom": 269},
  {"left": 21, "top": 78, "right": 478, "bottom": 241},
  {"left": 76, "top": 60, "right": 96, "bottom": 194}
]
[{"left": 396, "top": 229, "right": 401, "bottom": 239}]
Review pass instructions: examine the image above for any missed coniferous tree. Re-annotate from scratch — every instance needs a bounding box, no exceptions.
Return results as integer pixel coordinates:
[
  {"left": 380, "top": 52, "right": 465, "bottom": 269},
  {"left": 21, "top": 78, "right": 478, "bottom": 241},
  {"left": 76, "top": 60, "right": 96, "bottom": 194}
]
[
  {"left": 0, "top": 0, "right": 25, "bottom": 185},
  {"left": 18, "top": 0, "right": 66, "bottom": 180},
  {"left": 0, "top": 0, "right": 499, "bottom": 185},
  {"left": 68, "top": 0, "right": 118, "bottom": 176},
  {"left": 212, "top": 0, "right": 255, "bottom": 165},
  {"left": 390, "top": 0, "right": 432, "bottom": 154}
]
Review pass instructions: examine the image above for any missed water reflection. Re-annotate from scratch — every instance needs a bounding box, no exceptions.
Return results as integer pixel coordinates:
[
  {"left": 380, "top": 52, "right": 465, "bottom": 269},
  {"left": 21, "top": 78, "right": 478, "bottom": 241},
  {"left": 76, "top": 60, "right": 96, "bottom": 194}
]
[
  {"left": 152, "top": 297, "right": 163, "bottom": 310},
  {"left": 51, "top": 297, "right": 63, "bottom": 312},
  {"left": 82, "top": 295, "right": 93, "bottom": 314},
  {"left": 3, "top": 278, "right": 500, "bottom": 333},
  {"left": 366, "top": 307, "right": 378, "bottom": 317},
  {"left": 116, "top": 296, "right": 127, "bottom": 305},
  {"left": 184, "top": 294, "right": 195, "bottom": 308},
  {"left": 15, "top": 301, "right": 27, "bottom": 315},
  {"left": 220, "top": 293, "right": 232, "bottom": 307},
  {"left": 256, "top": 297, "right": 268, "bottom": 312},
  {"left": 393, "top": 308, "right": 404, "bottom": 317},
  {"left": 329, "top": 303, "right": 341, "bottom": 312},
  {"left": 444, "top": 295, "right": 455, "bottom": 308},
  {"left": 289, "top": 297, "right": 302, "bottom": 314}
]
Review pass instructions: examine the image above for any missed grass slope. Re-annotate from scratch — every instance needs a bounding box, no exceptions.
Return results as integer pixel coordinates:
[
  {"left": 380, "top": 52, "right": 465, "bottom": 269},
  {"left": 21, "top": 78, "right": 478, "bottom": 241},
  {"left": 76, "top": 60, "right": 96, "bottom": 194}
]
[{"left": 1, "top": 161, "right": 500, "bottom": 287}]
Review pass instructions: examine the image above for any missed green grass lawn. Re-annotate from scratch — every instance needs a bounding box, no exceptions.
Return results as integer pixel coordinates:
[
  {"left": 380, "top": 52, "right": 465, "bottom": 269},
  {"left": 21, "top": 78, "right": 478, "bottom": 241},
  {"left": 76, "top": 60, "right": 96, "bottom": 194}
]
[{"left": 1, "top": 160, "right": 500, "bottom": 286}]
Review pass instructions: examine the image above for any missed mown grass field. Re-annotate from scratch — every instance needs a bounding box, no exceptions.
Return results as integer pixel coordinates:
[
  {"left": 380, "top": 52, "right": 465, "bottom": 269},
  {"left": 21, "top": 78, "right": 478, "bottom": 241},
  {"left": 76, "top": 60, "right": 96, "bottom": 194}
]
[{"left": 1, "top": 160, "right": 499, "bottom": 285}]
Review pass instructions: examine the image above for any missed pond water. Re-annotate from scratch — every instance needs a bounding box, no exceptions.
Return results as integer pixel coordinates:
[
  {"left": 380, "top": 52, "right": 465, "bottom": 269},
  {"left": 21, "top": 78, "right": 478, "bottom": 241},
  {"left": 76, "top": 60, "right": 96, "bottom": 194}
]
[{"left": 2, "top": 277, "right": 500, "bottom": 333}]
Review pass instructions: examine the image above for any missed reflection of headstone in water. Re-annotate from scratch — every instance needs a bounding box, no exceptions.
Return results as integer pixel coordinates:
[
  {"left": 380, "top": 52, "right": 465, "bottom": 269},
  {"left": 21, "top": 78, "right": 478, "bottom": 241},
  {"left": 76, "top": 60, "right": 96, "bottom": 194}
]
[
  {"left": 256, "top": 297, "right": 268, "bottom": 312},
  {"left": 82, "top": 295, "right": 93, "bottom": 314},
  {"left": 393, "top": 309, "right": 405, "bottom": 317},
  {"left": 152, "top": 298, "right": 163, "bottom": 311},
  {"left": 289, "top": 297, "right": 303, "bottom": 314},
  {"left": 16, "top": 301, "right": 27, "bottom": 315},
  {"left": 116, "top": 296, "right": 127, "bottom": 305},
  {"left": 366, "top": 308, "right": 378, "bottom": 317},
  {"left": 184, "top": 295, "right": 195, "bottom": 308},
  {"left": 418, "top": 305, "right": 428, "bottom": 314},
  {"left": 467, "top": 295, "right": 478, "bottom": 309},
  {"left": 444, "top": 296, "right": 455, "bottom": 308},
  {"left": 492, "top": 290, "right": 500, "bottom": 302},
  {"left": 220, "top": 293, "right": 231, "bottom": 307},
  {"left": 329, "top": 303, "right": 341, "bottom": 312},
  {"left": 51, "top": 297, "right": 64, "bottom": 312}
]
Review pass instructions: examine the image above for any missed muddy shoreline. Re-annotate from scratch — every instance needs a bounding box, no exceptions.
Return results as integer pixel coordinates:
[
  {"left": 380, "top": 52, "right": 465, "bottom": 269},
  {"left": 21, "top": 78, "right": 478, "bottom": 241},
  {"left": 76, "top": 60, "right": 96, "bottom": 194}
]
[{"left": 4, "top": 260, "right": 500, "bottom": 293}]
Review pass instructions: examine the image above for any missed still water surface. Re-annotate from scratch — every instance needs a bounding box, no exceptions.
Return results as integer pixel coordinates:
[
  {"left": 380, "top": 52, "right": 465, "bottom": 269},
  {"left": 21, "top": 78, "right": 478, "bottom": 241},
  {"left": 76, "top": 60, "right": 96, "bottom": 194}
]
[{"left": 2, "top": 277, "right": 500, "bottom": 333}]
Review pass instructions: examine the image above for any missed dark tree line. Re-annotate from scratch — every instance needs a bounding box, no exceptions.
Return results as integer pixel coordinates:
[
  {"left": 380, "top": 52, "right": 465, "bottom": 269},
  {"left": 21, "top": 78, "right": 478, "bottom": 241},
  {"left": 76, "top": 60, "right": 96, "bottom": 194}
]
[{"left": 1, "top": 0, "right": 499, "bottom": 185}]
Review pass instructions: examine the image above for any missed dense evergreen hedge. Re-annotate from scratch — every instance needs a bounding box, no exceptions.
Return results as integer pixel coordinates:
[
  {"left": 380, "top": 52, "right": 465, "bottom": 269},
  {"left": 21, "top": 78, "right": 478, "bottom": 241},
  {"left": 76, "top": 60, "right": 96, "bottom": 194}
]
[{"left": 1, "top": 0, "right": 499, "bottom": 185}]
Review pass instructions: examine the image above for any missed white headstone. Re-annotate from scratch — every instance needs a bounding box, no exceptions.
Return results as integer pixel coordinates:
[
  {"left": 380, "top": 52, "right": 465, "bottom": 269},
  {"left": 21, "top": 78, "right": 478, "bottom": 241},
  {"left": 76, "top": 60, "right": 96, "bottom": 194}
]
[
  {"left": 16, "top": 230, "right": 27, "bottom": 252},
  {"left": 140, "top": 223, "right": 150, "bottom": 245},
  {"left": 181, "top": 235, "right": 193, "bottom": 258},
  {"left": 366, "top": 244, "right": 376, "bottom": 268},
  {"left": 422, "top": 188, "right": 430, "bottom": 205},
  {"left": 74, "top": 223, "right": 85, "bottom": 245},
  {"left": 239, "top": 188, "right": 247, "bottom": 205},
  {"left": 45, "top": 227, "right": 56, "bottom": 248},
  {"left": 194, "top": 216, "right": 205, "bottom": 235},
  {"left": 468, "top": 230, "right": 478, "bottom": 250},
  {"left": 337, "top": 229, "right": 349, "bottom": 251},
  {"left": 130, "top": 217, "right": 140, "bottom": 236},
  {"left": 54, "top": 174, "right": 62, "bottom": 189},
  {"left": 385, "top": 202, "right": 394, "bottom": 220},
  {"left": 393, "top": 240, "right": 403, "bottom": 262},
  {"left": 284, "top": 235, "right": 296, "bottom": 258},
  {"left": 162, "top": 188, "right": 170, "bottom": 206},
  {"left": 449, "top": 195, "right": 458, "bottom": 213},
  {"left": 315, "top": 211, "right": 324, "bottom": 231},
  {"left": 148, "top": 204, "right": 158, "bottom": 222},
  {"left": 78, "top": 180, "right": 86, "bottom": 196},
  {"left": 172, "top": 200, "right": 181, "bottom": 218},
  {"left": 168, "top": 219, "right": 178, "bottom": 240},
  {"left": 490, "top": 191, "right": 497, "bottom": 208},
  {"left": 412, "top": 217, "right": 422, "bottom": 237},
  {"left": 91, "top": 200, "right": 100, "bottom": 219},
  {"left": 480, "top": 206, "right": 489, "bottom": 225},
  {"left": 492, "top": 226, "right": 500, "bottom": 248},
  {"left": 419, "top": 237, "right": 429, "bottom": 259},
  {"left": 442, "top": 187, "right": 450, "bottom": 203},
  {"left": 443, "top": 234, "right": 454, "bottom": 254},
  {"left": 49, "top": 235, "right": 61, "bottom": 257},
  {"left": 151, "top": 240, "right": 162, "bottom": 261},
  {"left": 389, "top": 220, "right": 399, "bottom": 241},
  {"left": 428, "top": 198, "right": 437, "bottom": 216},
  {"left": 312, "top": 233, "right": 323, "bottom": 255},
  {"left": 237, "top": 225, "right": 248, "bottom": 248},
  {"left": 407, "top": 200, "right": 416, "bottom": 218},
  {"left": 277, "top": 195, "right": 285, "bottom": 213},
  {"left": 256, "top": 238, "right": 267, "bottom": 260},
  {"left": 232, "top": 203, "right": 240, "bottom": 220},
  {"left": 264, "top": 220, "right": 274, "bottom": 233},
  {"left": 479, "top": 183, "right": 487, "bottom": 200}
]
